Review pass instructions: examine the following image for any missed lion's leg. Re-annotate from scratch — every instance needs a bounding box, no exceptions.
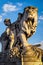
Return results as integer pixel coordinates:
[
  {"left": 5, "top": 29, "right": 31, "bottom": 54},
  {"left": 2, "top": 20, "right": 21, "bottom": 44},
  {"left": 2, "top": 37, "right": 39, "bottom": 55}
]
[{"left": 19, "top": 33, "right": 30, "bottom": 47}]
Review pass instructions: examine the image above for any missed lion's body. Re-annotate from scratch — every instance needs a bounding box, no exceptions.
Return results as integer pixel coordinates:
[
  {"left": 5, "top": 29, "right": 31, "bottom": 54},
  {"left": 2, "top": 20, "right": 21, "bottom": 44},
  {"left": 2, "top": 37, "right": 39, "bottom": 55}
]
[{"left": 16, "top": 6, "right": 38, "bottom": 47}]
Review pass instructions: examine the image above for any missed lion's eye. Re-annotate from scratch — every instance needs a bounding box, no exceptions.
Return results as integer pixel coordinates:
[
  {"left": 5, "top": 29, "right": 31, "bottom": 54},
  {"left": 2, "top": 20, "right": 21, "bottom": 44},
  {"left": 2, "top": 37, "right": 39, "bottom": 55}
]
[{"left": 32, "top": 8, "right": 35, "bottom": 9}]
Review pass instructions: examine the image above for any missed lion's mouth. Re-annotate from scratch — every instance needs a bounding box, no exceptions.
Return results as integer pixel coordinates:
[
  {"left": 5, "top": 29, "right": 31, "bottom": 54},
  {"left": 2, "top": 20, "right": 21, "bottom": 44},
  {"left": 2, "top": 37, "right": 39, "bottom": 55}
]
[{"left": 27, "top": 17, "right": 34, "bottom": 24}]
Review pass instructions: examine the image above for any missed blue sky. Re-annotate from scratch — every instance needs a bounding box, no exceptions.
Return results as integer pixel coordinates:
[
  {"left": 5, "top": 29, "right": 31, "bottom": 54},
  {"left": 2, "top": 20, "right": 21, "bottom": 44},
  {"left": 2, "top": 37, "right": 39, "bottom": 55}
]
[{"left": 0, "top": 0, "right": 43, "bottom": 51}]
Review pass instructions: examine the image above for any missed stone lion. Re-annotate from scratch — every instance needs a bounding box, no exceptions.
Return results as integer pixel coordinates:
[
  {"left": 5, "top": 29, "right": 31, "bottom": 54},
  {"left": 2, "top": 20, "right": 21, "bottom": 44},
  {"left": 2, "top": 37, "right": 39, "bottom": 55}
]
[
  {"left": 17, "top": 6, "right": 38, "bottom": 48},
  {"left": 0, "top": 6, "right": 43, "bottom": 65}
]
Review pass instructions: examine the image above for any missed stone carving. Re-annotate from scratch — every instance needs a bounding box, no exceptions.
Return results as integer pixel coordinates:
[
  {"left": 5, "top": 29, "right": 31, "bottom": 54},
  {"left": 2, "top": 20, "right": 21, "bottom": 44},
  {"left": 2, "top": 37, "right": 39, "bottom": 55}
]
[{"left": 0, "top": 6, "right": 43, "bottom": 65}]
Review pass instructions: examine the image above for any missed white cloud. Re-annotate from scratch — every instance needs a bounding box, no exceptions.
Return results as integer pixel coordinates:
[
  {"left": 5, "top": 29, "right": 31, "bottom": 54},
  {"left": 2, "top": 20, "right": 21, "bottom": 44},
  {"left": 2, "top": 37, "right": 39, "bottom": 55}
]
[
  {"left": 0, "top": 15, "right": 2, "bottom": 22},
  {"left": 39, "top": 16, "right": 43, "bottom": 20},
  {"left": 17, "top": 2, "right": 23, "bottom": 6},
  {"left": 2, "top": 4, "right": 18, "bottom": 12}
]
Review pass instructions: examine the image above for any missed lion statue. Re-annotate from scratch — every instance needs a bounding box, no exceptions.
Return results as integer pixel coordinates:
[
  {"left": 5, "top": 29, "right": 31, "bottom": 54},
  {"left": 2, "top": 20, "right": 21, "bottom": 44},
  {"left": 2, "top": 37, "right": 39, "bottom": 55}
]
[
  {"left": 0, "top": 6, "right": 43, "bottom": 65},
  {"left": 17, "top": 6, "right": 38, "bottom": 48}
]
